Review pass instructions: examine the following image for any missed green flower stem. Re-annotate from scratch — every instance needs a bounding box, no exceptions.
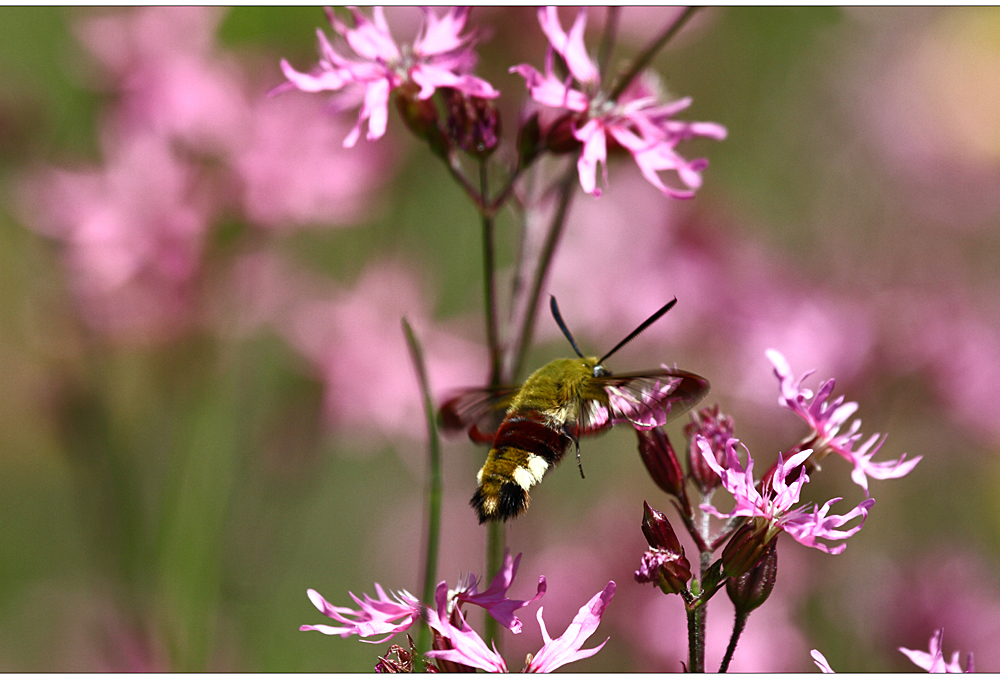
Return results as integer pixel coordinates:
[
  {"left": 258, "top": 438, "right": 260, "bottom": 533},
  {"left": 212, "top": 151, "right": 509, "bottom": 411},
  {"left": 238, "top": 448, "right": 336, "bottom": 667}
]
[
  {"left": 687, "top": 571, "right": 706, "bottom": 673},
  {"left": 402, "top": 318, "right": 442, "bottom": 658},
  {"left": 719, "top": 610, "right": 749, "bottom": 673},
  {"left": 511, "top": 163, "right": 578, "bottom": 380},
  {"left": 608, "top": 6, "right": 700, "bottom": 101},
  {"left": 483, "top": 519, "right": 506, "bottom": 652},
  {"left": 480, "top": 160, "right": 502, "bottom": 386}
]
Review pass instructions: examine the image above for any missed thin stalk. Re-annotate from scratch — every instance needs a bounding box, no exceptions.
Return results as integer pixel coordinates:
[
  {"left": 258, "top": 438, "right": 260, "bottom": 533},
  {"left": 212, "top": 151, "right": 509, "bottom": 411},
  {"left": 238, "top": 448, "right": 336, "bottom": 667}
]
[
  {"left": 596, "top": 6, "right": 621, "bottom": 81},
  {"left": 486, "top": 164, "right": 524, "bottom": 216},
  {"left": 480, "top": 160, "right": 502, "bottom": 385},
  {"left": 719, "top": 611, "right": 748, "bottom": 673},
  {"left": 444, "top": 153, "right": 487, "bottom": 211},
  {"left": 402, "top": 318, "right": 443, "bottom": 658},
  {"left": 511, "top": 164, "right": 578, "bottom": 379},
  {"left": 608, "top": 6, "right": 700, "bottom": 101}
]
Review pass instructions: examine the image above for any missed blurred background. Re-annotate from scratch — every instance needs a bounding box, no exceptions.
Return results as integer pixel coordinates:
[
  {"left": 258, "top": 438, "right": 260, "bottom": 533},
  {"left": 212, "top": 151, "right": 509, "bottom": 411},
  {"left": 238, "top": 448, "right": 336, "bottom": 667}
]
[{"left": 0, "top": 6, "right": 998, "bottom": 671}]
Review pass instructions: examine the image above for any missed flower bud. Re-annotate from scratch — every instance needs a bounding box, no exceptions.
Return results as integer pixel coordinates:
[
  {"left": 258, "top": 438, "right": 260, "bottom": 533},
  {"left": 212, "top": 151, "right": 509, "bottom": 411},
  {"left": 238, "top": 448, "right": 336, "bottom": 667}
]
[
  {"left": 635, "top": 501, "right": 691, "bottom": 595},
  {"left": 685, "top": 405, "right": 735, "bottom": 494},
  {"left": 720, "top": 518, "right": 774, "bottom": 580},
  {"left": 636, "top": 428, "right": 689, "bottom": 509},
  {"left": 544, "top": 111, "right": 582, "bottom": 154},
  {"left": 726, "top": 539, "right": 777, "bottom": 615},
  {"left": 375, "top": 634, "right": 419, "bottom": 673},
  {"left": 395, "top": 85, "right": 450, "bottom": 160},
  {"left": 516, "top": 112, "right": 543, "bottom": 167},
  {"left": 445, "top": 89, "right": 500, "bottom": 158}
]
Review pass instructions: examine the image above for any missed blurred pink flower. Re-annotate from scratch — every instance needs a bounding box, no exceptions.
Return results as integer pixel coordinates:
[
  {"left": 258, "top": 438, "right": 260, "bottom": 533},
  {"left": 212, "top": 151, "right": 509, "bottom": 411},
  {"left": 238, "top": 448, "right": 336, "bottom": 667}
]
[
  {"left": 279, "top": 6, "right": 499, "bottom": 147},
  {"left": 766, "top": 348, "right": 921, "bottom": 493},
  {"left": 236, "top": 91, "right": 389, "bottom": 229},
  {"left": 281, "top": 261, "right": 485, "bottom": 440},
  {"left": 426, "top": 581, "right": 616, "bottom": 673},
  {"left": 698, "top": 437, "right": 874, "bottom": 555},
  {"left": 76, "top": 7, "right": 249, "bottom": 155},
  {"left": 19, "top": 131, "right": 210, "bottom": 341},
  {"left": 511, "top": 7, "right": 725, "bottom": 197},
  {"left": 900, "top": 629, "right": 974, "bottom": 674},
  {"left": 848, "top": 548, "right": 1000, "bottom": 672},
  {"left": 883, "top": 288, "right": 1000, "bottom": 446}
]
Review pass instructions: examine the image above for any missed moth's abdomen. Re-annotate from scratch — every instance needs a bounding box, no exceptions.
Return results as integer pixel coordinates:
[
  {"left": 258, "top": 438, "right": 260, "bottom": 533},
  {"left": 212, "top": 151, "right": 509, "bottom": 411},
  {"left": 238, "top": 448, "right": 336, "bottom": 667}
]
[{"left": 471, "top": 410, "right": 569, "bottom": 523}]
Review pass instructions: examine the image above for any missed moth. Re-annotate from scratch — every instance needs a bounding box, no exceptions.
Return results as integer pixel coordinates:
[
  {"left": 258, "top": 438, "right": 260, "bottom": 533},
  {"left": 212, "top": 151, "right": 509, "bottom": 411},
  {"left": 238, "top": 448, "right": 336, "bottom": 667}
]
[{"left": 440, "top": 296, "right": 709, "bottom": 523}]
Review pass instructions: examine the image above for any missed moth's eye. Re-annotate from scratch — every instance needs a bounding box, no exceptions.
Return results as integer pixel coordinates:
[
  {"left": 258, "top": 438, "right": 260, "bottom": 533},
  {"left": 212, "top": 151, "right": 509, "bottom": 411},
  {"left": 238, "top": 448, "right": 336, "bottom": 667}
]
[{"left": 593, "top": 365, "right": 609, "bottom": 377}]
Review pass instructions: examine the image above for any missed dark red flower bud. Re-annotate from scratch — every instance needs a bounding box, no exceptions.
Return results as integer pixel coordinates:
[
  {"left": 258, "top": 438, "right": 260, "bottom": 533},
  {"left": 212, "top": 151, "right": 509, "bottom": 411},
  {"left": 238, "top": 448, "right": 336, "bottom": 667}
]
[
  {"left": 395, "top": 85, "right": 450, "bottom": 159},
  {"left": 375, "top": 634, "right": 421, "bottom": 673},
  {"left": 636, "top": 428, "right": 689, "bottom": 510},
  {"left": 727, "top": 539, "right": 777, "bottom": 615},
  {"left": 544, "top": 111, "right": 582, "bottom": 154},
  {"left": 685, "top": 405, "right": 735, "bottom": 494},
  {"left": 445, "top": 89, "right": 500, "bottom": 159},
  {"left": 635, "top": 501, "right": 691, "bottom": 595},
  {"left": 721, "top": 519, "right": 774, "bottom": 579}
]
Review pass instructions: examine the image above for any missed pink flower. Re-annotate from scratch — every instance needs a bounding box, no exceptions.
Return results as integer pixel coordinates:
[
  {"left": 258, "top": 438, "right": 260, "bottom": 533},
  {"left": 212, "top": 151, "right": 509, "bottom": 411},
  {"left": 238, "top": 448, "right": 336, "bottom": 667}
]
[
  {"left": 75, "top": 7, "right": 249, "bottom": 155},
  {"left": 425, "top": 581, "right": 616, "bottom": 673},
  {"left": 524, "top": 581, "right": 616, "bottom": 672},
  {"left": 300, "top": 584, "right": 421, "bottom": 643},
  {"left": 766, "top": 348, "right": 921, "bottom": 494},
  {"left": 18, "top": 130, "right": 210, "bottom": 342},
  {"left": 811, "top": 649, "right": 836, "bottom": 673},
  {"left": 698, "top": 437, "right": 874, "bottom": 555},
  {"left": 301, "top": 552, "right": 543, "bottom": 645},
  {"left": 448, "top": 551, "right": 546, "bottom": 634},
  {"left": 279, "top": 6, "right": 498, "bottom": 147},
  {"left": 900, "top": 629, "right": 974, "bottom": 674},
  {"left": 511, "top": 7, "right": 726, "bottom": 198},
  {"left": 280, "top": 261, "right": 485, "bottom": 440},
  {"left": 236, "top": 91, "right": 388, "bottom": 229}
]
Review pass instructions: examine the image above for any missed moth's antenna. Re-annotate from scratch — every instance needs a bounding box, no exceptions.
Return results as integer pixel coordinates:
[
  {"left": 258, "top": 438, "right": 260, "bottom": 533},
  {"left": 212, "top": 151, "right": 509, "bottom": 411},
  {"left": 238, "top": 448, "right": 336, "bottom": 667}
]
[
  {"left": 599, "top": 298, "right": 677, "bottom": 364},
  {"left": 550, "top": 296, "right": 584, "bottom": 358}
]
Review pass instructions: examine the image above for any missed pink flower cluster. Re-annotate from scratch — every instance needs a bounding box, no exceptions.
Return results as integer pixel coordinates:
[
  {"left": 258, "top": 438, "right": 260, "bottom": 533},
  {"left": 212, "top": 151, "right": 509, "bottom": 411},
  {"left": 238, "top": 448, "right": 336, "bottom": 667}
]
[
  {"left": 18, "top": 7, "right": 387, "bottom": 341},
  {"left": 512, "top": 7, "right": 726, "bottom": 197},
  {"left": 300, "top": 552, "right": 615, "bottom": 672},
  {"left": 766, "top": 349, "right": 921, "bottom": 494},
  {"left": 698, "top": 437, "right": 874, "bottom": 555}
]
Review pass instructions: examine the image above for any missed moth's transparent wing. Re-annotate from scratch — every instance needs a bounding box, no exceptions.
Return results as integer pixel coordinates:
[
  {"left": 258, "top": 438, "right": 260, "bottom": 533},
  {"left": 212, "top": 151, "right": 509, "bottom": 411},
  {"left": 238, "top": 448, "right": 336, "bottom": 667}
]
[
  {"left": 438, "top": 385, "right": 520, "bottom": 444},
  {"left": 576, "top": 369, "right": 710, "bottom": 437}
]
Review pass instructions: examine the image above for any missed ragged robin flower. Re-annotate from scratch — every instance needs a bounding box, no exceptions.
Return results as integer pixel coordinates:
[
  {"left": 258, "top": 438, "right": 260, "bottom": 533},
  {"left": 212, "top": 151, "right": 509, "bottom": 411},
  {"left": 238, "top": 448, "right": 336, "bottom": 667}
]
[
  {"left": 766, "top": 348, "right": 921, "bottom": 494},
  {"left": 899, "top": 628, "right": 974, "bottom": 674},
  {"left": 685, "top": 404, "right": 735, "bottom": 494},
  {"left": 278, "top": 7, "right": 499, "bottom": 147},
  {"left": 300, "top": 550, "right": 543, "bottom": 643},
  {"left": 424, "top": 581, "right": 617, "bottom": 673},
  {"left": 698, "top": 437, "right": 875, "bottom": 555},
  {"left": 511, "top": 7, "right": 726, "bottom": 197}
]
